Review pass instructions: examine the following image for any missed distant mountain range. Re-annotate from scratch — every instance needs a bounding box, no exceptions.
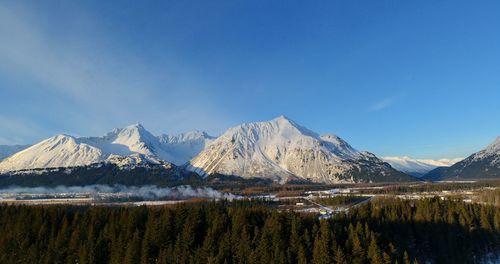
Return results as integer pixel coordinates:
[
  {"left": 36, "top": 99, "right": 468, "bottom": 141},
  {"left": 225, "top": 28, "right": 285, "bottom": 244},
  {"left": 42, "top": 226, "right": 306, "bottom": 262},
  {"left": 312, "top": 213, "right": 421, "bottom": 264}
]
[
  {"left": 0, "top": 124, "right": 213, "bottom": 172},
  {"left": 0, "top": 116, "right": 411, "bottom": 184},
  {"left": 0, "top": 116, "right": 498, "bottom": 185},
  {"left": 424, "top": 137, "right": 500, "bottom": 180},
  {"left": 382, "top": 156, "right": 463, "bottom": 177}
]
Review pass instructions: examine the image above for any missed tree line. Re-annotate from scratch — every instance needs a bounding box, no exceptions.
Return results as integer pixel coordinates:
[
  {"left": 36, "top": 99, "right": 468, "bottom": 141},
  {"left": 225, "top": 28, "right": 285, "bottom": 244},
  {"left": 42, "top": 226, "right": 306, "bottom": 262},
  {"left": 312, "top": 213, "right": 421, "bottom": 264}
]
[{"left": 0, "top": 197, "right": 498, "bottom": 264}]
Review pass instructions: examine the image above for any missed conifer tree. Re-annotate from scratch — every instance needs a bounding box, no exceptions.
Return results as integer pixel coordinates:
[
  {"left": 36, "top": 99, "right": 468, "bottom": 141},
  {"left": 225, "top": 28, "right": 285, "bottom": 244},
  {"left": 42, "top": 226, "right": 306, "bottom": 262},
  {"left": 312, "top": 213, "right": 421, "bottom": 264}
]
[
  {"left": 403, "top": 251, "right": 411, "bottom": 264},
  {"left": 351, "top": 229, "right": 366, "bottom": 264},
  {"left": 368, "top": 233, "right": 383, "bottom": 264},
  {"left": 334, "top": 246, "right": 347, "bottom": 264},
  {"left": 124, "top": 231, "right": 141, "bottom": 264}
]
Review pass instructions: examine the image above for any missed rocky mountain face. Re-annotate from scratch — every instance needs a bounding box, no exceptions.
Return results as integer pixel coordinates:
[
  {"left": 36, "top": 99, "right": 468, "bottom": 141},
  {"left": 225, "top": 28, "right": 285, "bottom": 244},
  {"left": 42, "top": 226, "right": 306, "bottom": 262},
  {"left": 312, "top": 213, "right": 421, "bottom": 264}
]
[
  {"left": 188, "top": 116, "right": 411, "bottom": 183},
  {"left": 424, "top": 137, "right": 500, "bottom": 180}
]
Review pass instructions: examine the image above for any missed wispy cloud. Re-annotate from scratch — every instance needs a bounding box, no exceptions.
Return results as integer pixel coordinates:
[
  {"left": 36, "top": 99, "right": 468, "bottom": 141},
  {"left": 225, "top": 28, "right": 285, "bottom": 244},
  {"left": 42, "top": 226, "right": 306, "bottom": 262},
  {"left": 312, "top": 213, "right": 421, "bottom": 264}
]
[
  {"left": 369, "top": 97, "right": 396, "bottom": 111},
  {"left": 0, "top": 3, "right": 230, "bottom": 142}
]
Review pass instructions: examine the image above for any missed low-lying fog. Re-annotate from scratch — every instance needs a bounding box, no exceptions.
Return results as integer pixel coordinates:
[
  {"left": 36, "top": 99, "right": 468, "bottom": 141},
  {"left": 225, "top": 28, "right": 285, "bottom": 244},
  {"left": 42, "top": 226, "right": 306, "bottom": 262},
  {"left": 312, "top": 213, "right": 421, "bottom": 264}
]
[{"left": 0, "top": 185, "right": 239, "bottom": 200}]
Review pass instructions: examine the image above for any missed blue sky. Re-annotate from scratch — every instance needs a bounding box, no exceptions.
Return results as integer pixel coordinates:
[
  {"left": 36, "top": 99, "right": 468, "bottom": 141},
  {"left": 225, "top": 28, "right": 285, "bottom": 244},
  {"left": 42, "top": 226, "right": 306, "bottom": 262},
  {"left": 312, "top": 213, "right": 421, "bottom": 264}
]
[{"left": 0, "top": 0, "right": 499, "bottom": 159}]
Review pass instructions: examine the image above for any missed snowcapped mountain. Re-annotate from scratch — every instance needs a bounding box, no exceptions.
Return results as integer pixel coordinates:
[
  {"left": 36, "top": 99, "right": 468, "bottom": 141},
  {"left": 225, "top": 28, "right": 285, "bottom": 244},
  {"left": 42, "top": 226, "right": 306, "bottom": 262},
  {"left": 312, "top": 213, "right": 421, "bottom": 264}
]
[
  {"left": 188, "top": 116, "right": 411, "bottom": 183},
  {"left": 0, "top": 135, "right": 104, "bottom": 172},
  {"left": 424, "top": 137, "right": 500, "bottom": 180},
  {"left": 0, "top": 117, "right": 416, "bottom": 184},
  {"left": 0, "top": 124, "right": 214, "bottom": 173},
  {"left": 0, "top": 145, "right": 31, "bottom": 160},
  {"left": 382, "top": 156, "right": 462, "bottom": 177}
]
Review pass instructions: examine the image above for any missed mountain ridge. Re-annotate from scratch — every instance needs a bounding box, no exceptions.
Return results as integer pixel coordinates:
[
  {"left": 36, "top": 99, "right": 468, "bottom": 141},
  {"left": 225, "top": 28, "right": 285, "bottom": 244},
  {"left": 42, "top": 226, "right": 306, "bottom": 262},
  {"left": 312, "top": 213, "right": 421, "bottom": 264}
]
[
  {"left": 382, "top": 156, "right": 462, "bottom": 177},
  {"left": 0, "top": 124, "right": 214, "bottom": 172},
  {"left": 188, "top": 116, "right": 412, "bottom": 183},
  {"left": 0, "top": 116, "right": 416, "bottom": 184}
]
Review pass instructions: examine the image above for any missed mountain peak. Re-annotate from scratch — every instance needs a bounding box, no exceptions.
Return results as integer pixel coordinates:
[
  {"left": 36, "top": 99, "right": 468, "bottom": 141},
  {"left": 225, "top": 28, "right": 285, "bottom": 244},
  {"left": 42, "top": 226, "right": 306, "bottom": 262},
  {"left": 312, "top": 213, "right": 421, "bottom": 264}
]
[
  {"left": 188, "top": 116, "right": 407, "bottom": 183},
  {"left": 112, "top": 123, "right": 154, "bottom": 139},
  {"left": 224, "top": 116, "right": 318, "bottom": 145},
  {"left": 270, "top": 115, "right": 300, "bottom": 127},
  {"left": 273, "top": 115, "right": 291, "bottom": 122},
  {"left": 181, "top": 130, "right": 214, "bottom": 140},
  {"left": 123, "top": 123, "right": 146, "bottom": 132},
  {"left": 49, "top": 134, "right": 77, "bottom": 144},
  {"left": 108, "top": 123, "right": 146, "bottom": 136},
  {"left": 160, "top": 130, "right": 214, "bottom": 143},
  {"left": 0, "top": 134, "right": 103, "bottom": 172}
]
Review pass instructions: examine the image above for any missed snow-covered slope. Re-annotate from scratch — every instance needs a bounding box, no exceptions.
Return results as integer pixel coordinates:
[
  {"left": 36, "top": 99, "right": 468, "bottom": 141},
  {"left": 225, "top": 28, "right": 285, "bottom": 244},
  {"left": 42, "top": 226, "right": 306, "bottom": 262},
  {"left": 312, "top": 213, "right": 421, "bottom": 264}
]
[
  {"left": 0, "top": 135, "right": 103, "bottom": 172},
  {"left": 159, "top": 130, "right": 215, "bottom": 165},
  {"left": 424, "top": 137, "right": 500, "bottom": 180},
  {"left": 0, "top": 145, "right": 31, "bottom": 160},
  {"left": 188, "top": 116, "right": 410, "bottom": 183},
  {"left": 471, "top": 136, "right": 500, "bottom": 162},
  {"left": 81, "top": 123, "right": 176, "bottom": 163},
  {"left": 382, "top": 156, "right": 462, "bottom": 177},
  {"left": 0, "top": 124, "right": 215, "bottom": 172}
]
